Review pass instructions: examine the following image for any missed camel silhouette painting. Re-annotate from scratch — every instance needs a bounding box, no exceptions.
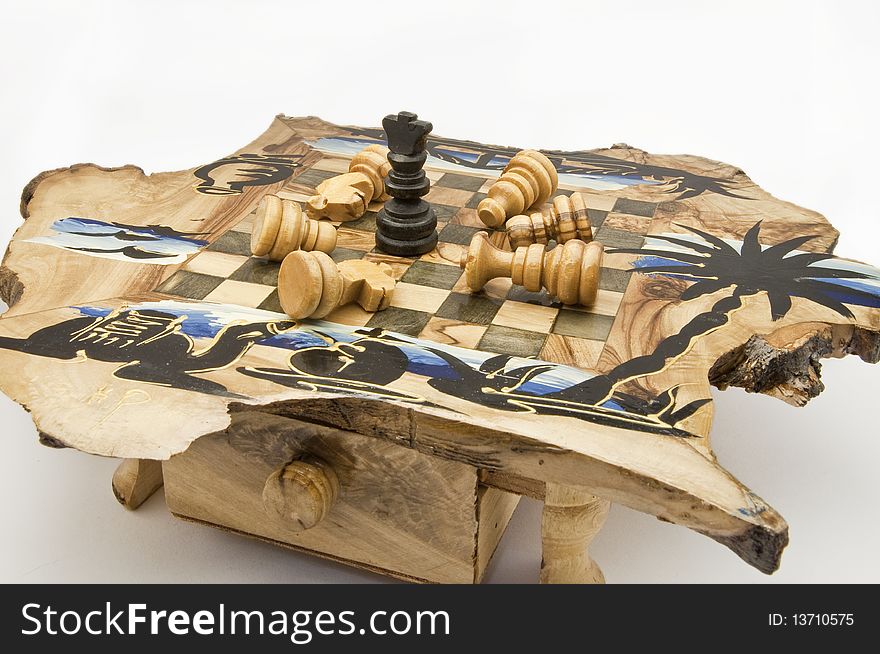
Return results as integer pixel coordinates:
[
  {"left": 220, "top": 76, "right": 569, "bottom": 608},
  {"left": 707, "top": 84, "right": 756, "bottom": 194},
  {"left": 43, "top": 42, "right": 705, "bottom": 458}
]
[{"left": 0, "top": 307, "right": 293, "bottom": 397}]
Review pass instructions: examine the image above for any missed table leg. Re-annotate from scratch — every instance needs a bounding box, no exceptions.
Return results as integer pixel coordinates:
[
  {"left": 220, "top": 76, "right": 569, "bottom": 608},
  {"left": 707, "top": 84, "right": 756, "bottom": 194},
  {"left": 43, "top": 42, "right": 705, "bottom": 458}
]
[
  {"left": 540, "top": 483, "right": 610, "bottom": 584},
  {"left": 112, "top": 458, "right": 164, "bottom": 510}
]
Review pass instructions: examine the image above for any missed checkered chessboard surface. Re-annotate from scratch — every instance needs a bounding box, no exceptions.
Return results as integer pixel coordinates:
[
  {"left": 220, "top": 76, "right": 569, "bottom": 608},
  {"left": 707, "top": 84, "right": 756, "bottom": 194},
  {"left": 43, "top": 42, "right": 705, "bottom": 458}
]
[{"left": 155, "top": 153, "right": 659, "bottom": 371}]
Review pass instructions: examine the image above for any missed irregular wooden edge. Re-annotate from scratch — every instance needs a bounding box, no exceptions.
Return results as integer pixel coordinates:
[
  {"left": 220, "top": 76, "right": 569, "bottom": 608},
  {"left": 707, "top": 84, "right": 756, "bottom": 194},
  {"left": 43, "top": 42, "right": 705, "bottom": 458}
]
[
  {"left": 0, "top": 265, "right": 23, "bottom": 309},
  {"left": 3, "top": 117, "right": 303, "bottom": 316},
  {"left": 19, "top": 163, "right": 147, "bottom": 220},
  {"left": 709, "top": 324, "right": 880, "bottom": 406},
  {"left": 111, "top": 458, "right": 164, "bottom": 510},
  {"left": 5, "top": 163, "right": 147, "bottom": 312},
  {"left": 225, "top": 403, "right": 789, "bottom": 574}
]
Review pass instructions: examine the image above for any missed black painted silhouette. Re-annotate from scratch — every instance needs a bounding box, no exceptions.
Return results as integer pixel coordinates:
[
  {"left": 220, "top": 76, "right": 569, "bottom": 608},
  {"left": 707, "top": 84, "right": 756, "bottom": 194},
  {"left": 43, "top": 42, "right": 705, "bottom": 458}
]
[
  {"left": 243, "top": 328, "right": 705, "bottom": 436},
  {"left": 349, "top": 129, "right": 746, "bottom": 200},
  {"left": 0, "top": 309, "right": 293, "bottom": 397},
  {"left": 423, "top": 349, "right": 706, "bottom": 436},
  {"left": 193, "top": 153, "right": 303, "bottom": 196},
  {"left": 239, "top": 328, "right": 429, "bottom": 403},
  {"left": 543, "top": 221, "right": 878, "bottom": 407}
]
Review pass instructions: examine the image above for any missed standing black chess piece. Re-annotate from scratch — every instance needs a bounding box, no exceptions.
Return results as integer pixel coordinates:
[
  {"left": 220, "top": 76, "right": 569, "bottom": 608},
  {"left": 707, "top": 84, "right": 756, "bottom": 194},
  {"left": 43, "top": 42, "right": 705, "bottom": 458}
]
[{"left": 375, "top": 112, "right": 438, "bottom": 256}]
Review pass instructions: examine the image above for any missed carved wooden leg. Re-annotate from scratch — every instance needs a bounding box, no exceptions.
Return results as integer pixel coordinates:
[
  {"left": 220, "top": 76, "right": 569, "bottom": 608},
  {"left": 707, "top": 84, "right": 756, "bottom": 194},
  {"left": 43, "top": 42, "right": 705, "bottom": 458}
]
[
  {"left": 112, "top": 458, "right": 164, "bottom": 510},
  {"left": 540, "top": 483, "right": 610, "bottom": 584}
]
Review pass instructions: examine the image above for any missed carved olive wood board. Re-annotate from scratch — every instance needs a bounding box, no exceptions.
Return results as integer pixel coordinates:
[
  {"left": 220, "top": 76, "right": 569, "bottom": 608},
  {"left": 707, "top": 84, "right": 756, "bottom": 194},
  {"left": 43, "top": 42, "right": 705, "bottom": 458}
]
[{"left": 1, "top": 115, "right": 879, "bottom": 575}]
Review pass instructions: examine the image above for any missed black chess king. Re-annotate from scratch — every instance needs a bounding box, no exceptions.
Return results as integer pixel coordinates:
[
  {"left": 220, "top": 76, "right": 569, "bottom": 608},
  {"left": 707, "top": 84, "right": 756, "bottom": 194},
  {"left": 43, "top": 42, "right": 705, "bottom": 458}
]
[{"left": 375, "top": 112, "right": 438, "bottom": 256}]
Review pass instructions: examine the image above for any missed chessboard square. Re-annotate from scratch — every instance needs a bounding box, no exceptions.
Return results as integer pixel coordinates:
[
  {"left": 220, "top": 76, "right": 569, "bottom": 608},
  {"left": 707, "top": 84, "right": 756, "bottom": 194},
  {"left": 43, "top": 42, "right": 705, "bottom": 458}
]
[
  {"left": 436, "top": 292, "right": 503, "bottom": 325},
  {"left": 389, "top": 282, "right": 450, "bottom": 313},
  {"left": 361, "top": 252, "right": 414, "bottom": 280},
  {"left": 478, "top": 325, "right": 546, "bottom": 359},
  {"left": 183, "top": 251, "right": 249, "bottom": 278},
  {"left": 425, "top": 186, "right": 475, "bottom": 208},
  {"left": 311, "top": 156, "right": 350, "bottom": 173},
  {"left": 588, "top": 209, "right": 608, "bottom": 229},
  {"left": 228, "top": 257, "right": 281, "bottom": 286},
  {"left": 436, "top": 173, "right": 485, "bottom": 192},
  {"left": 323, "top": 303, "right": 374, "bottom": 327},
  {"left": 492, "top": 300, "right": 558, "bottom": 332},
  {"left": 603, "top": 212, "right": 652, "bottom": 235},
  {"left": 336, "top": 227, "right": 375, "bottom": 251},
  {"left": 465, "top": 192, "right": 487, "bottom": 210},
  {"left": 598, "top": 267, "right": 632, "bottom": 292},
  {"left": 506, "top": 286, "right": 561, "bottom": 308},
  {"left": 365, "top": 307, "right": 432, "bottom": 336},
  {"left": 206, "top": 230, "right": 251, "bottom": 256},
  {"left": 342, "top": 212, "right": 378, "bottom": 232},
  {"left": 432, "top": 203, "right": 461, "bottom": 223},
  {"left": 439, "top": 223, "right": 482, "bottom": 245},
  {"left": 400, "top": 260, "right": 463, "bottom": 289},
  {"left": 552, "top": 310, "right": 615, "bottom": 340},
  {"left": 478, "top": 179, "right": 495, "bottom": 194},
  {"left": 540, "top": 334, "right": 604, "bottom": 370},
  {"left": 293, "top": 168, "right": 338, "bottom": 190},
  {"left": 230, "top": 213, "right": 256, "bottom": 234},
  {"left": 156, "top": 270, "right": 223, "bottom": 300},
  {"left": 203, "top": 279, "right": 275, "bottom": 308},
  {"left": 613, "top": 197, "right": 658, "bottom": 218},
  {"left": 577, "top": 192, "right": 617, "bottom": 212},
  {"left": 258, "top": 289, "right": 283, "bottom": 314},
  {"left": 418, "top": 317, "right": 487, "bottom": 350},
  {"left": 422, "top": 242, "right": 466, "bottom": 267},
  {"left": 450, "top": 207, "right": 484, "bottom": 228},
  {"left": 602, "top": 252, "right": 639, "bottom": 272},
  {"left": 275, "top": 189, "right": 314, "bottom": 204},
  {"left": 330, "top": 247, "right": 367, "bottom": 263},
  {"left": 595, "top": 226, "right": 644, "bottom": 249},
  {"left": 451, "top": 275, "right": 512, "bottom": 300},
  {"left": 570, "top": 289, "right": 623, "bottom": 316}
]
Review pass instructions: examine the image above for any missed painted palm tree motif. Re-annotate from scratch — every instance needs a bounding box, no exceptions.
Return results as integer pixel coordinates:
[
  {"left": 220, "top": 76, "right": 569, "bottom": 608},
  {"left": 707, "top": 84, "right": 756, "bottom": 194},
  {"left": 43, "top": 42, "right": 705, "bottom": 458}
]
[{"left": 553, "top": 221, "right": 880, "bottom": 404}]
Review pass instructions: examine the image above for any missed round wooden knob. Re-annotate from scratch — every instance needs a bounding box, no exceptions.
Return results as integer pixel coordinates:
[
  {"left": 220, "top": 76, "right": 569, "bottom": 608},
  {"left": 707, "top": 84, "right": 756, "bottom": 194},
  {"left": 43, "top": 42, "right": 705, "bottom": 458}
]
[{"left": 262, "top": 456, "right": 339, "bottom": 531}]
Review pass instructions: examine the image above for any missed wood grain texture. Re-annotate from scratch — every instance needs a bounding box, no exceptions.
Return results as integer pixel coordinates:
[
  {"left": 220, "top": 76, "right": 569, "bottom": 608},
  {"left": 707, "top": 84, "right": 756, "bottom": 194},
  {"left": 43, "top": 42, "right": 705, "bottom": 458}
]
[
  {"left": 3, "top": 117, "right": 314, "bottom": 318},
  {"left": 540, "top": 483, "right": 609, "bottom": 584},
  {"left": 163, "top": 412, "right": 486, "bottom": 583},
  {"left": 3, "top": 115, "right": 880, "bottom": 578},
  {"left": 111, "top": 458, "right": 164, "bottom": 510}
]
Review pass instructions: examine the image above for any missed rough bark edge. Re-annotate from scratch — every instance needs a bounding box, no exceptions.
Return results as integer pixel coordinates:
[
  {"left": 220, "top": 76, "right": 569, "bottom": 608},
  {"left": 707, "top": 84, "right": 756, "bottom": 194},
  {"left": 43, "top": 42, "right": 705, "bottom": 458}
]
[
  {"left": 709, "top": 326, "right": 880, "bottom": 407},
  {"left": 0, "top": 265, "right": 23, "bottom": 309},
  {"left": 226, "top": 399, "right": 787, "bottom": 574},
  {"left": 19, "top": 163, "right": 146, "bottom": 219},
  {"left": 701, "top": 523, "right": 790, "bottom": 575}
]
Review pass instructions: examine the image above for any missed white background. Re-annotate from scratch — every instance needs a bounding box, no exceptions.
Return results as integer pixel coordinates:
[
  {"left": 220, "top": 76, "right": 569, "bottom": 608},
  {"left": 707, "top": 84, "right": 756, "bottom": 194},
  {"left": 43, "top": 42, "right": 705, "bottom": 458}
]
[{"left": 0, "top": 0, "right": 878, "bottom": 583}]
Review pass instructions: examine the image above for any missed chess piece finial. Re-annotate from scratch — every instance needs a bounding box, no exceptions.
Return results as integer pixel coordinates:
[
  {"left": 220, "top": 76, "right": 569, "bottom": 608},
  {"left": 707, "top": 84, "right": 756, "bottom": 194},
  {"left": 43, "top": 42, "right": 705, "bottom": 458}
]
[
  {"left": 278, "top": 251, "right": 396, "bottom": 319},
  {"left": 477, "top": 150, "right": 558, "bottom": 227},
  {"left": 506, "top": 192, "right": 593, "bottom": 249},
  {"left": 460, "top": 232, "right": 603, "bottom": 306},
  {"left": 375, "top": 111, "right": 438, "bottom": 256},
  {"left": 306, "top": 145, "right": 392, "bottom": 221},
  {"left": 251, "top": 195, "right": 337, "bottom": 261}
]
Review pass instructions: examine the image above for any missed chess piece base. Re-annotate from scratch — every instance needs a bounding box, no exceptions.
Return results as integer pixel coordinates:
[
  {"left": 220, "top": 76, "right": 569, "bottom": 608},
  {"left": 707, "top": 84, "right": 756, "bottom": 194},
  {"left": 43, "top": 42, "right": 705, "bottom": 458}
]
[{"left": 376, "top": 200, "right": 438, "bottom": 256}]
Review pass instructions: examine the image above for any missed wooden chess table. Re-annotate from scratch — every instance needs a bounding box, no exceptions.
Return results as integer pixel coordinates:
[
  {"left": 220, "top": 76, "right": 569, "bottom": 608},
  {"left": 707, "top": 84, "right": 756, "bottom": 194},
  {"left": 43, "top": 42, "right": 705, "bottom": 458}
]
[{"left": 1, "top": 116, "right": 878, "bottom": 583}]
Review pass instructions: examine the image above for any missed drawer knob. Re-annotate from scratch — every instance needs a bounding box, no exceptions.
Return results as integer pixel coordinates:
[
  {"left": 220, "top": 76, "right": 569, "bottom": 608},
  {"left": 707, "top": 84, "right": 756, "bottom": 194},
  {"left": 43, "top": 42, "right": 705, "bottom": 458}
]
[{"left": 262, "top": 456, "right": 339, "bottom": 530}]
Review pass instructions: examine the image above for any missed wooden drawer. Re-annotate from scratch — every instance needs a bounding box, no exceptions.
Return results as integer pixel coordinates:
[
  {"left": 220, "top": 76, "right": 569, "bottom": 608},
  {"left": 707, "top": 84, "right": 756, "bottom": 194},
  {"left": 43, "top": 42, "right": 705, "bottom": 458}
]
[{"left": 163, "top": 411, "right": 519, "bottom": 583}]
